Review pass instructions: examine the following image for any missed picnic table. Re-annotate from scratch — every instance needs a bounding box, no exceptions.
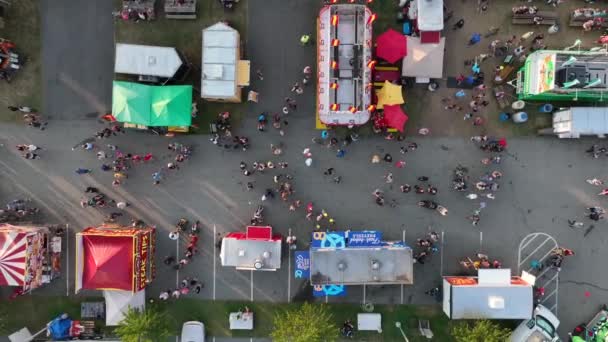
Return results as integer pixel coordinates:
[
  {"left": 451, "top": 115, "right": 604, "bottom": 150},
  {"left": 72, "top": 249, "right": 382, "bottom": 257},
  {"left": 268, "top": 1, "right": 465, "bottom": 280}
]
[
  {"left": 493, "top": 85, "right": 511, "bottom": 109},
  {"left": 570, "top": 8, "right": 608, "bottom": 26},
  {"left": 165, "top": 0, "right": 196, "bottom": 19},
  {"left": 512, "top": 11, "right": 557, "bottom": 25},
  {"left": 493, "top": 65, "right": 515, "bottom": 85}
]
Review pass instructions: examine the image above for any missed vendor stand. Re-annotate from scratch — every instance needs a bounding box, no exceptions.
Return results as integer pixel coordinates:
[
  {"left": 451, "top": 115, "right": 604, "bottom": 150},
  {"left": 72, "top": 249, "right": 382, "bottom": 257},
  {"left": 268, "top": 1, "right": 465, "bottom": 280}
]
[
  {"left": 112, "top": 81, "right": 193, "bottom": 133},
  {"left": 201, "top": 22, "right": 250, "bottom": 103},
  {"left": 75, "top": 225, "right": 155, "bottom": 326},
  {"left": 220, "top": 226, "right": 282, "bottom": 271},
  {"left": 442, "top": 269, "right": 533, "bottom": 320},
  {"left": 114, "top": 43, "right": 189, "bottom": 83},
  {"left": 401, "top": 36, "right": 445, "bottom": 83},
  {"left": 0, "top": 224, "right": 63, "bottom": 294}
]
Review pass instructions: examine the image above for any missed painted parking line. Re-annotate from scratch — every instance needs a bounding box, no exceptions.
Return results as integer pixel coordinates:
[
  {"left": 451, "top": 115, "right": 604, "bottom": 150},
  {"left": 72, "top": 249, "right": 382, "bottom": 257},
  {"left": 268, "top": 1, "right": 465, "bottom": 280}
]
[
  {"left": 520, "top": 237, "right": 552, "bottom": 266},
  {"left": 66, "top": 224, "right": 70, "bottom": 296},
  {"left": 287, "top": 228, "right": 292, "bottom": 303},
  {"left": 400, "top": 229, "right": 405, "bottom": 305},
  {"left": 250, "top": 270, "right": 254, "bottom": 302},
  {"left": 440, "top": 231, "right": 445, "bottom": 277},
  {"left": 363, "top": 284, "right": 366, "bottom": 304},
  {"left": 175, "top": 234, "right": 180, "bottom": 288},
  {"left": 213, "top": 224, "right": 217, "bottom": 300},
  {"left": 479, "top": 231, "right": 483, "bottom": 251}
]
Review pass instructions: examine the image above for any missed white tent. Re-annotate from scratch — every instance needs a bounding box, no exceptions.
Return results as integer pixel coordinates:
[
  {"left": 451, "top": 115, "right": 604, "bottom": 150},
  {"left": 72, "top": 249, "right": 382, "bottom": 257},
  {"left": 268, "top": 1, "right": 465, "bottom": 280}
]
[
  {"left": 103, "top": 290, "right": 146, "bottom": 326},
  {"left": 401, "top": 36, "right": 445, "bottom": 80},
  {"left": 115, "top": 43, "right": 183, "bottom": 78}
]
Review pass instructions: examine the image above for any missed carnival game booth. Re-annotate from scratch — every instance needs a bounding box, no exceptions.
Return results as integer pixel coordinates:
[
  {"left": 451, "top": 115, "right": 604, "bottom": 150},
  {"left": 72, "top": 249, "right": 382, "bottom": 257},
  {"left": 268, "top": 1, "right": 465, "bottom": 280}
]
[
  {"left": 0, "top": 224, "right": 62, "bottom": 293},
  {"left": 112, "top": 81, "right": 192, "bottom": 133},
  {"left": 220, "top": 226, "right": 282, "bottom": 271},
  {"left": 75, "top": 225, "right": 155, "bottom": 326},
  {"left": 296, "top": 230, "right": 413, "bottom": 297},
  {"left": 115, "top": 43, "right": 189, "bottom": 84},
  {"left": 318, "top": 4, "right": 374, "bottom": 126},
  {"left": 442, "top": 269, "right": 534, "bottom": 320},
  {"left": 201, "top": 22, "right": 250, "bottom": 103}
]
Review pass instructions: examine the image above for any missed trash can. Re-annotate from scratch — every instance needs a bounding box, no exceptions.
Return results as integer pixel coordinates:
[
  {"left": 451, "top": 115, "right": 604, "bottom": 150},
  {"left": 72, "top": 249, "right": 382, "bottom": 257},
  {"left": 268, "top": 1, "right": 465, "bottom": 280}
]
[
  {"left": 538, "top": 104, "right": 553, "bottom": 113},
  {"left": 512, "top": 112, "right": 528, "bottom": 123},
  {"left": 511, "top": 100, "right": 525, "bottom": 110},
  {"left": 499, "top": 112, "right": 511, "bottom": 122}
]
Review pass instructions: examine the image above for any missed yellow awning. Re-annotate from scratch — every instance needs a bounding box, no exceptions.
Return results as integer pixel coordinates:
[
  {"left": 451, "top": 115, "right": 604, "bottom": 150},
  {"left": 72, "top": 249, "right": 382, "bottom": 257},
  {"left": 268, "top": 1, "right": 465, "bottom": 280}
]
[
  {"left": 237, "top": 60, "right": 251, "bottom": 87},
  {"left": 376, "top": 80, "right": 405, "bottom": 109}
]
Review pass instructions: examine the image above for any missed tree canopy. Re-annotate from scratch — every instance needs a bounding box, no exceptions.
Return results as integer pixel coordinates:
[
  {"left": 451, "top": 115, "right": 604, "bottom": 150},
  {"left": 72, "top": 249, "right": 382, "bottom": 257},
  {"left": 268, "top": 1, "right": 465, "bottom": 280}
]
[
  {"left": 270, "top": 302, "right": 338, "bottom": 342},
  {"left": 115, "top": 306, "right": 174, "bottom": 342},
  {"left": 452, "top": 319, "right": 512, "bottom": 342}
]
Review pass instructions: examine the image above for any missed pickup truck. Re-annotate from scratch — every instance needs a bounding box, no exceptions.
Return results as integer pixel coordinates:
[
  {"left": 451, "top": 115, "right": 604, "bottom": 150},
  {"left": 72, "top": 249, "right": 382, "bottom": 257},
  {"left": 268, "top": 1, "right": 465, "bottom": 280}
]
[{"left": 510, "top": 305, "right": 561, "bottom": 342}]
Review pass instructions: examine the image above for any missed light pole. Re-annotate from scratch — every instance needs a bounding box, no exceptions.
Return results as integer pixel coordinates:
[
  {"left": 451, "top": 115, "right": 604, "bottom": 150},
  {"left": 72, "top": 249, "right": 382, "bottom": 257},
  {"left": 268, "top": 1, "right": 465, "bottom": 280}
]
[{"left": 395, "top": 322, "right": 409, "bottom": 342}]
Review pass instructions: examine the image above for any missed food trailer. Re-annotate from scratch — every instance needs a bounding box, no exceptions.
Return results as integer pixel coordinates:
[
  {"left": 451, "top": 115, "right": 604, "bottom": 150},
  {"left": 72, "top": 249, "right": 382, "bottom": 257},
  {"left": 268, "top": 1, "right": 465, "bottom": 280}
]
[
  {"left": 317, "top": 4, "right": 373, "bottom": 126},
  {"left": 0, "top": 224, "right": 62, "bottom": 294},
  {"left": 75, "top": 225, "right": 155, "bottom": 326},
  {"left": 114, "top": 43, "right": 189, "bottom": 83},
  {"left": 295, "top": 230, "right": 413, "bottom": 297},
  {"left": 547, "top": 107, "right": 608, "bottom": 138},
  {"left": 201, "top": 22, "right": 250, "bottom": 102},
  {"left": 414, "top": 0, "right": 443, "bottom": 43},
  {"left": 443, "top": 269, "right": 534, "bottom": 320},
  {"left": 220, "top": 226, "right": 282, "bottom": 271}
]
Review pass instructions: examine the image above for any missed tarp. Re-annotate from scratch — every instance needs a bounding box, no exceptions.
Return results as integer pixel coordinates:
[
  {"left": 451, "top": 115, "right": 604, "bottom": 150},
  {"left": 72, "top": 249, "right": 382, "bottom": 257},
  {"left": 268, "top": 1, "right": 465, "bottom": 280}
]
[
  {"left": 115, "top": 43, "right": 183, "bottom": 78},
  {"left": 376, "top": 29, "right": 407, "bottom": 64},
  {"left": 376, "top": 81, "right": 404, "bottom": 109},
  {"left": 112, "top": 81, "right": 192, "bottom": 127},
  {"left": 383, "top": 105, "right": 409, "bottom": 132},
  {"left": 104, "top": 290, "right": 145, "bottom": 326},
  {"left": 48, "top": 316, "right": 72, "bottom": 341},
  {"left": 82, "top": 235, "right": 133, "bottom": 291}
]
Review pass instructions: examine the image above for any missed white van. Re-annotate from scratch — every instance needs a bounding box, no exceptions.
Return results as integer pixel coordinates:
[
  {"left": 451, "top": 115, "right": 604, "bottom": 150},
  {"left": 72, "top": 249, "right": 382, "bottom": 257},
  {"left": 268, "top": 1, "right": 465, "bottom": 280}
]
[{"left": 510, "top": 305, "right": 561, "bottom": 342}]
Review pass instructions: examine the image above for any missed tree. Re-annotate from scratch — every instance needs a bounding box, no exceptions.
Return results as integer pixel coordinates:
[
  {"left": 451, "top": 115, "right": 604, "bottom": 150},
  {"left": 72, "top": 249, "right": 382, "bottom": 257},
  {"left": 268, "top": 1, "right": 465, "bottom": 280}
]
[
  {"left": 115, "top": 307, "right": 173, "bottom": 342},
  {"left": 452, "top": 319, "right": 512, "bottom": 342},
  {"left": 271, "top": 302, "right": 338, "bottom": 342}
]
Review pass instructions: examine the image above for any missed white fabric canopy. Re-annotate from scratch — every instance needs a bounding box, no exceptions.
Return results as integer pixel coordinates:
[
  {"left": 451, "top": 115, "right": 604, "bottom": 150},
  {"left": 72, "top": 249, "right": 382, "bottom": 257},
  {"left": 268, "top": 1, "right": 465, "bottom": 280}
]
[
  {"left": 104, "top": 290, "right": 145, "bottom": 326},
  {"left": 401, "top": 37, "right": 445, "bottom": 79}
]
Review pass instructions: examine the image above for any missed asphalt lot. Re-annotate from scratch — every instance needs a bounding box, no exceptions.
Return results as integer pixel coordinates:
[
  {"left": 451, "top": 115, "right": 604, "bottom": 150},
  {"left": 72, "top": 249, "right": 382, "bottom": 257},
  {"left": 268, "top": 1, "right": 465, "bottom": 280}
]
[{"left": 3, "top": 0, "right": 608, "bottom": 339}]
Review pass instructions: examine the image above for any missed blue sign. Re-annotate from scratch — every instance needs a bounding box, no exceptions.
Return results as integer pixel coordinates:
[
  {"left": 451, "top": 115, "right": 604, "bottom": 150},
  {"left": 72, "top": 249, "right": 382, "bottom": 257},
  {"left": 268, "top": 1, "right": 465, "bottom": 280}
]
[
  {"left": 311, "top": 231, "right": 346, "bottom": 249},
  {"left": 312, "top": 284, "right": 346, "bottom": 297},
  {"left": 294, "top": 251, "right": 310, "bottom": 279},
  {"left": 347, "top": 230, "right": 383, "bottom": 247}
]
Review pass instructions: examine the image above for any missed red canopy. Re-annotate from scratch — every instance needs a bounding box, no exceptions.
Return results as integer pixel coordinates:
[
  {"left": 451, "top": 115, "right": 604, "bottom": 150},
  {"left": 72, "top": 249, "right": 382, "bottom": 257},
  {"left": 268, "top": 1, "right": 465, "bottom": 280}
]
[
  {"left": 82, "top": 235, "right": 133, "bottom": 291},
  {"left": 384, "top": 105, "right": 409, "bottom": 132},
  {"left": 376, "top": 29, "right": 407, "bottom": 64}
]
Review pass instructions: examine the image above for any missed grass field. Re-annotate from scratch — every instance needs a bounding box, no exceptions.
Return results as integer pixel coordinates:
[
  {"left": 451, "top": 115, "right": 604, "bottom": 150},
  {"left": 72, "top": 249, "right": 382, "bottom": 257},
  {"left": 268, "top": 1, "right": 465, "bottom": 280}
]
[
  {"left": 113, "top": 0, "right": 249, "bottom": 132},
  {"left": 0, "top": 296, "right": 454, "bottom": 341},
  {"left": 0, "top": 0, "right": 42, "bottom": 122}
]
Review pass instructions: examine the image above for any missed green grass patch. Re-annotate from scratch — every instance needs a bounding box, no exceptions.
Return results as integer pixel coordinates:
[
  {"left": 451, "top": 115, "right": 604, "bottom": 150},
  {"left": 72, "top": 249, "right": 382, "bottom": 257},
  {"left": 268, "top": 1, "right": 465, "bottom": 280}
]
[
  {"left": 113, "top": 0, "right": 249, "bottom": 133},
  {"left": 2, "top": 296, "right": 454, "bottom": 341},
  {"left": 0, "top": 0, "right": 42, "bottom": 122}
]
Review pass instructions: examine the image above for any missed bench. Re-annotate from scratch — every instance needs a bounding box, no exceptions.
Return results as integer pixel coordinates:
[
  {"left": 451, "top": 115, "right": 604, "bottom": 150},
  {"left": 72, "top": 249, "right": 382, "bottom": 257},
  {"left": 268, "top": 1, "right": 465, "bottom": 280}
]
[
  {"left": 512, "top": 11, "right": 557, "bottom": 25},
  {"left": 418, "top": 320, "right": 434, "bottom": 339}
]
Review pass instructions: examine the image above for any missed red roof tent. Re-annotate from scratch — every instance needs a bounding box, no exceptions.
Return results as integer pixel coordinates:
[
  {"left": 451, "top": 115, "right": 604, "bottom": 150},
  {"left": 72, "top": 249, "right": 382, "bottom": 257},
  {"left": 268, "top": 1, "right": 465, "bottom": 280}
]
[
  {"left": 420, "top": 31, "right": 441, "bottom": 44},
  {"left": 76, "top": 226, "right": 156, "bottom": 292},
  {"left": 376, "top": 29, "right": 407, "bottom": 64}
]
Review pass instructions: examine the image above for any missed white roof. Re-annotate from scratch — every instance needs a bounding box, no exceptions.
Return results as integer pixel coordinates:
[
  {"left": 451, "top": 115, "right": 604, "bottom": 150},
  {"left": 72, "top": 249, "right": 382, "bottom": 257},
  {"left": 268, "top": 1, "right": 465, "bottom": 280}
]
[
  {"left": 104, "top": 290, "right": 146, "bottom": 326},
  {"left": 201, "top": 22, "right": 239, "bottom": 99},
  {"left": 401, "top": 37, "right": 445, "bottom": 79},
  {"left": 554, "top": 107, "right": 608, "bottom": 137},
  {"left": 115, "top": 43, "right": 183, "bottom": 78},
  {"left": 417, "top": 0, "right": 444, "bottom": 31},
  {"left": 220, "top": 238, "right": 282, "bottom": 270}
]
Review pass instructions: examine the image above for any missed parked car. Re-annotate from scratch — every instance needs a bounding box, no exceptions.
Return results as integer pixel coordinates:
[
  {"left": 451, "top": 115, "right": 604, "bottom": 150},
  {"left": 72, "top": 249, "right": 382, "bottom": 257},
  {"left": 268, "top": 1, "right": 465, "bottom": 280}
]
[
  {"left": 181, "top": 321, "right": 205, "bottom": 342},
  {"left": 510, "top": 305, "right": 560, "bottom": 342}
]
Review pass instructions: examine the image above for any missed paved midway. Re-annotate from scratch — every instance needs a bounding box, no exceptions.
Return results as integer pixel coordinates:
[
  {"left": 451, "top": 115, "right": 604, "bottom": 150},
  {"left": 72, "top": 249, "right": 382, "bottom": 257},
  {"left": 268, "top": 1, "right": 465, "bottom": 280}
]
[{"left": 3, "top": 0, "right": 604, "bottom": 339}]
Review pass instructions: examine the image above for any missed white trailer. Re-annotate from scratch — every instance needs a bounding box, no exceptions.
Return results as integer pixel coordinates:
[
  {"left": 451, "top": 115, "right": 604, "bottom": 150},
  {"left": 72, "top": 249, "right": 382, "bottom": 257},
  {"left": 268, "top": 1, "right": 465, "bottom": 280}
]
[{"left": 551, "top": 107, "right": 608, "bottom": 138}]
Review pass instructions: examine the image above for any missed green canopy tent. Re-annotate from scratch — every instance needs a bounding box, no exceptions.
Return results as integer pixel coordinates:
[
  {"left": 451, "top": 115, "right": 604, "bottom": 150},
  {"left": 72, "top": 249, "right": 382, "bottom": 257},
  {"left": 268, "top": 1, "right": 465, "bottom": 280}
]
[{"left": 112, "top": 81, "right": 192, "bottom": 127}]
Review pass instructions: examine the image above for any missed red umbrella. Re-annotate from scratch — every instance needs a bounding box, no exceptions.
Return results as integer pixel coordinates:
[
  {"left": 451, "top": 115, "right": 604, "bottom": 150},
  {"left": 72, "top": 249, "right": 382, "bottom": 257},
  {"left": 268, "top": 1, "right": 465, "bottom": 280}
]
[
  {"left": 376, "top": 29, "right": 407, "bottom": 64},
  {"left": 383, "top": 105, "right": 409, "bottom": 132}
]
